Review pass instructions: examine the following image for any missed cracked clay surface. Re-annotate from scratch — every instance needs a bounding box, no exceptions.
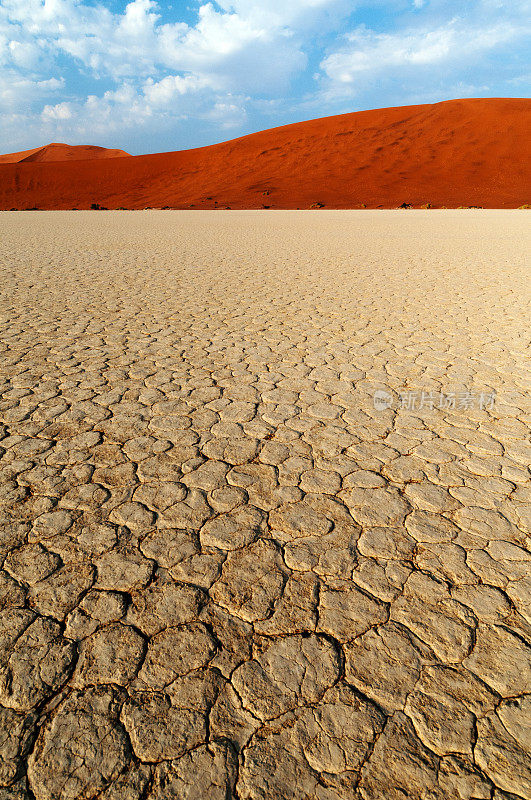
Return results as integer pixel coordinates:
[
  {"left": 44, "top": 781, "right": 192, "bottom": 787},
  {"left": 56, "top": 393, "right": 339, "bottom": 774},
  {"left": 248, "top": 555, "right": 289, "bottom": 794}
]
[{"left": 0, "top": 209, "right": 529, "bottom": 800}]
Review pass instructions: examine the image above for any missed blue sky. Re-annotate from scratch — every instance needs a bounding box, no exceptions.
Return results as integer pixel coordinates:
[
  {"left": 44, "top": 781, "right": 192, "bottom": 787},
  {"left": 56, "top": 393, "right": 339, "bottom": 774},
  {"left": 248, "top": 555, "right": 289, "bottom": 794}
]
[{"left": 0, "top": 0, "right": 529, "bottom": 154}]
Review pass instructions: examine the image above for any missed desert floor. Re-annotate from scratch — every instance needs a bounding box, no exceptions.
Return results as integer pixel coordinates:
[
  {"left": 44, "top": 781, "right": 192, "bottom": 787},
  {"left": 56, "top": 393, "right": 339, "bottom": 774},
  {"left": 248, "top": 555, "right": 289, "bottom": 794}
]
[{"left": 0, "top": 210, "right": 529, "bottom": 800}]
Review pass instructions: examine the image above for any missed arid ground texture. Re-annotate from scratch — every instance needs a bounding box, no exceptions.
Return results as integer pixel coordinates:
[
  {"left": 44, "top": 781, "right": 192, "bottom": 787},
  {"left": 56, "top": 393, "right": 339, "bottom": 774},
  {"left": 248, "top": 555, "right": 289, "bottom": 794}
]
[
  {"left": 0, "top": 98, "right": 529, "bottom": 210},
  {"left": 0, "top": 210, "right": 530, "bottom": 800}
]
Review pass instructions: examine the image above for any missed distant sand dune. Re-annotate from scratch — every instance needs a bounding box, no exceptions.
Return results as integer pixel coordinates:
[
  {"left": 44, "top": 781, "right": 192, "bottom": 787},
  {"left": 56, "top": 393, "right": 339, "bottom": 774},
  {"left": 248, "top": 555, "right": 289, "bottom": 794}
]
[
  {"left": 0, "top": 98, "right": 529, "bottom": 209},
  {"left": 0, "top": 143, "right": 130, "bottom": 164}
]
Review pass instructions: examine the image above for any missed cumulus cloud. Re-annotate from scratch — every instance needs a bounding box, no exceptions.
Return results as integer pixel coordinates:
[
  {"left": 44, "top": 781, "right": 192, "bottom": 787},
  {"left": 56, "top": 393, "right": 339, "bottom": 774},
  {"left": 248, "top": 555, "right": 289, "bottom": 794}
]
[
  {"left": 41, "top": 100, "right": 72, "bottom": 119},
  {"left": 0, "top": 0, "right": 336, "bottom": 85}
]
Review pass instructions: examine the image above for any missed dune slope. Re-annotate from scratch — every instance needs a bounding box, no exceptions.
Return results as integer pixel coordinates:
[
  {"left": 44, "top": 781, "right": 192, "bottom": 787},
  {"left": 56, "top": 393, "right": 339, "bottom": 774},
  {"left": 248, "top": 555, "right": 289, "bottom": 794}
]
[{"left": 0, "top": 98, "right": 528, "bottom": 209}]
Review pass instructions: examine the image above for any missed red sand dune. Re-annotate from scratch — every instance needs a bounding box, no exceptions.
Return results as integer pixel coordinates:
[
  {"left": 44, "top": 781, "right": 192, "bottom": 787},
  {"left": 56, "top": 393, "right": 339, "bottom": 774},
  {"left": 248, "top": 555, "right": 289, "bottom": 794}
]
[
  {"left": 0, "top": 143, "right": 130, "bottom": 164},
  {"left": 0, "top": 98, "right": 529, "bottom": 209}
]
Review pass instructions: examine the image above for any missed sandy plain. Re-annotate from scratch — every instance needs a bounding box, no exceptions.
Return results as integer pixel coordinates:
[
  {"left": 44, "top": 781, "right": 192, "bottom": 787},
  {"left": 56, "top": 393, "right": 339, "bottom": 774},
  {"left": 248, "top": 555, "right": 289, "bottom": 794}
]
[{"left": 0, "top": 210, "right": 530, "bottom": 800}]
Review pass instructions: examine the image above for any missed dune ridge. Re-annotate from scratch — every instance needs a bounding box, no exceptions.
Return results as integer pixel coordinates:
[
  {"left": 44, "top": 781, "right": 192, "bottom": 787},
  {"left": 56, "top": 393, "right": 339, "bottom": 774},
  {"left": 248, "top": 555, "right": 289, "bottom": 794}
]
[{"left": 0, "top": 98, "right": 529, "bottom": 209}]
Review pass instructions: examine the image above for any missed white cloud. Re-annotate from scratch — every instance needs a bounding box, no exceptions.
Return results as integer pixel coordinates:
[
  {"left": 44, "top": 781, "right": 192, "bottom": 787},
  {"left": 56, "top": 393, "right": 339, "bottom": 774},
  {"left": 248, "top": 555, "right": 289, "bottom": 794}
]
[
  {"left": 41, "top": 100, "right": 71, "bottom": 119},
  {"left": 0, "top": 72, "right": 63, "bottom": 109},
  {"left": 143, "top": 74, "right": 211, "bottom": 106},
  {"left": 206, "top": 99, "right": 247, "bottom": 129},
  {"left": 317, "top": 11, "right": 530, "bottom": 105},
  {"left": 321, "top": 19, "right": 521, "bottom": 85},
  {"left": 0, "top": 0, "right": 344, "bottom": 85},
  {"left": 156, "top": 3, "right": 307, "bottom": 93}
]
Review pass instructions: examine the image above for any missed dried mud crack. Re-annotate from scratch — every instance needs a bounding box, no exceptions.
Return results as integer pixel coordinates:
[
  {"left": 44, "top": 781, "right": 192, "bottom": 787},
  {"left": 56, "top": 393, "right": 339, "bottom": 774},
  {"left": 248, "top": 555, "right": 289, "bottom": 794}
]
[{"left": 0, "top": 210, "right": 529, "bottom": 800}]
